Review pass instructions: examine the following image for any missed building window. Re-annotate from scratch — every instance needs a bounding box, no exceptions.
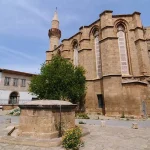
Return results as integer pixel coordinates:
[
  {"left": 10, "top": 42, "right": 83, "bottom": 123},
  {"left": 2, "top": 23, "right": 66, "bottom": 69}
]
[
  {"left": 73, "top": 43, "right": 78, "bottom": 66},
  {"left": 21, "top": 79, "right": 26, "bottom": 87},
  {"left": 97, "top": 94, "right": 104, "bottom": 108},
  {"left": 117, "top": 24, "right": 129, "bottom": 75},
  {"left": 94, "top": 31, "right": 101, "bottom": 78},
  {"left": 54, "top": 45, "right": 57, "bottom": 49},
  {"left": 9, "top": 92, "right": 19, "bottom": 104},
  {"left": 13, "top": 78, "right": 18, "bottom": 86},
  {"left": 4, "top": 77, "right": 11, "bottom": 86}
]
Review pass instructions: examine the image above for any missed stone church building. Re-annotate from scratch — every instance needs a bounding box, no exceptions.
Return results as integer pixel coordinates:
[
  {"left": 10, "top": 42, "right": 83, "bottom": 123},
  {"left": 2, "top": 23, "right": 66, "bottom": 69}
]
[{"left": 46, "top": 10, "right": 150, "bottom": 117}]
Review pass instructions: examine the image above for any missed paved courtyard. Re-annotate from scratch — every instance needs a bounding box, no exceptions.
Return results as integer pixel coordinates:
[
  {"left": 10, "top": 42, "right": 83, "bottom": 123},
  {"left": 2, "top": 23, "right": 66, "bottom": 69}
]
[
  {"left": 0, "top": 114, "right": 150, "bottom": 150},
  {"left": 81, "top": 125, "right": 150, "bottom": 150}
]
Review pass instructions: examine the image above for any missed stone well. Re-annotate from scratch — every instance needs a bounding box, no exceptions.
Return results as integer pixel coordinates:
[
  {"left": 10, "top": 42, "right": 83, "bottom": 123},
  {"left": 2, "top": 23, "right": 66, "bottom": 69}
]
[{"left": 18, "top": 100, "right": 77, "bottom": 139}]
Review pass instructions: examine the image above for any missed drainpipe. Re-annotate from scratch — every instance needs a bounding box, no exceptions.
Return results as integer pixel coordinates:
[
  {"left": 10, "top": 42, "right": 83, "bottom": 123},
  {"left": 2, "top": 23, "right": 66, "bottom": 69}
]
[{"left": 59, "top": 104, "right": 62, "bottom": 137}]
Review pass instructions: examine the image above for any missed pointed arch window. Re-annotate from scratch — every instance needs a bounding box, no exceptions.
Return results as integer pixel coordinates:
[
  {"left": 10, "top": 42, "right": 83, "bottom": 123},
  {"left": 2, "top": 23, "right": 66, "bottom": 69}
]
[
  {"left": 73, "top": 43, "right": 78, "bottom": 66},
  {"left": 94, "top": 31, "right": 101, "bottom": 78},
  {"left": 117, "top": 24, "right": 129, "bottom": 75}
]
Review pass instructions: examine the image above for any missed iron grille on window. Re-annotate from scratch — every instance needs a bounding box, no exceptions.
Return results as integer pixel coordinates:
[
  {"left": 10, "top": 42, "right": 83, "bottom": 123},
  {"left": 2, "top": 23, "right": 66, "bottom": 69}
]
[
  {"left": 21, "top": 79, "right": 26, "bottom": 87},
  {"left": 4, "top": 77, "right": 11, "bottom": 86},
  {"left": 13, "top": 78, "right": 18, "bottom": 86}
]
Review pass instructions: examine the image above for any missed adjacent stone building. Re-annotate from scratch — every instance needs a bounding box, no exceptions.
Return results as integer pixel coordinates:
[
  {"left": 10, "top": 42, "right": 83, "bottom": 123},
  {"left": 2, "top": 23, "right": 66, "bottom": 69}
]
[
  {"left": 46, "top": 10, "right": 150, "bottom": 117},
  {"left": 0, "top": 68, "right": 36, "bottom": 104}
]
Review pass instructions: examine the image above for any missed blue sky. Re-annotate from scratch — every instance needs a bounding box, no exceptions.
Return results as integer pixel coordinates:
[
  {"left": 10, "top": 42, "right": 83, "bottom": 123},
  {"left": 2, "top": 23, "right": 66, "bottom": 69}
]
[{"left": 0, "top": 0, "right": 150, "bottom": 73}]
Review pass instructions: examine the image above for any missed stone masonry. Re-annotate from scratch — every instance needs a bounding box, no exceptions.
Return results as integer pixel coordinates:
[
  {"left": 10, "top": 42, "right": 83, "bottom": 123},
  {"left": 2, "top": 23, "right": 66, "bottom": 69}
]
[
  {"left": 46, "top": 10, "right": 150, "bottom": 117},
  {"left": 18, "top": 100, "right": 76, "bottom": 139}
]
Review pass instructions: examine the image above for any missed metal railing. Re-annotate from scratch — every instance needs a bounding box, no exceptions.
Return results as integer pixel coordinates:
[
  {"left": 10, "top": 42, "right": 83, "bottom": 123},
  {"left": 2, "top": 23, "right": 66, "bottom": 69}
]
[{"left": 0, "top": 99, "right": 31, "bottom": 105}]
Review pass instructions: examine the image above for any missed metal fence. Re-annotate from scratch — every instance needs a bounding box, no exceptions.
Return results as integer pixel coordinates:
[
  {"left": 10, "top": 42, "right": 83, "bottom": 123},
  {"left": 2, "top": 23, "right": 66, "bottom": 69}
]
[{"left": 0, "top": 99, "right": 31, "bottom": 105}]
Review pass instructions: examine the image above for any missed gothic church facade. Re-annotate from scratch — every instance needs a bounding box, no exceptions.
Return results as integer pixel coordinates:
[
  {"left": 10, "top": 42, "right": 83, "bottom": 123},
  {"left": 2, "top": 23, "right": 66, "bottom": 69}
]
[{"left": 46, "top": 10, "right": 150, "bottom": 117}]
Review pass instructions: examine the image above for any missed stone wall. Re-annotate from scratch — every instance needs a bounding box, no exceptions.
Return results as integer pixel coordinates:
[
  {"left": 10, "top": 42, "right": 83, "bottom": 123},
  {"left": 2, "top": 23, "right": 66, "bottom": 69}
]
[
  {"left": 19, "top": 105, "right": 76, "bottom": 139},
  {"left": 46, "top": 10, "right": 150, "bottom": 116},
  {"left": 122, "top": 83, "right": 147, "bottom": 116},
  {"left": 102, "top": 76, "right": 123, "bottom": 116},
  {"left": 2, "top": 105, "right": 18, "bottom": 110}
]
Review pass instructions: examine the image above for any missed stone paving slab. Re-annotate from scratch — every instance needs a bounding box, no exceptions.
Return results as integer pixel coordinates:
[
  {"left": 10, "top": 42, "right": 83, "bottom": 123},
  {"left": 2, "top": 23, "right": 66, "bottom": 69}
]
[
  {"left": 0, "top": 121, "right": 89, "bottom": 149},
  {"left": 0, "top": 124, "right": 150, "bottom": 149},
  {"left": 1, "top": 113, "right": 150, "bottom": 150},
  {"left": 0, "top": 125, "right": 89, "bottom": 148},
  {"left": 76, "top": 119, "right": 150, "bottom": 128},
  {"left": 80, "top": 125, "right": 150, "bottom": 150},
  {"left": 0, "top": 136, "right": 62, "bottom": 148}
]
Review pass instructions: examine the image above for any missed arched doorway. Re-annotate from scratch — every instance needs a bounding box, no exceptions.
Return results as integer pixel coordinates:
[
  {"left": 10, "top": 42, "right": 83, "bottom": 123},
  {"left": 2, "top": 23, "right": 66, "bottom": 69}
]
[{"left": 9, "top": 92, "right": 19, "bottom": 104}]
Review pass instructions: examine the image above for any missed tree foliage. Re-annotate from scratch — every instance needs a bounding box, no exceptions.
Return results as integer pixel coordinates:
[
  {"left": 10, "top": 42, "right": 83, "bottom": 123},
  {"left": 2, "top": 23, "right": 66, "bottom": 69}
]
[{"left": 29, "top": 55, "right": 86, "bottom": 104}]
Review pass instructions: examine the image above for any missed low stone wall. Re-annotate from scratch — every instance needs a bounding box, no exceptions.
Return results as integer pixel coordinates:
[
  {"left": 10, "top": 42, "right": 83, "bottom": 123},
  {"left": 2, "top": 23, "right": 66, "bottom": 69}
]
[
  {"left": 2, "top": 105, "right": 18, "bottom": 110},
  {"left": 18, "top": 100, "right": 77, "bottom": 139}
]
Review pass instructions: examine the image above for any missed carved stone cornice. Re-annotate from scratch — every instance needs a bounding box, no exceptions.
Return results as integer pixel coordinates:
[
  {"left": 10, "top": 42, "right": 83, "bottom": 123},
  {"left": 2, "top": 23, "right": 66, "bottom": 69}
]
[
  {"left": 79, "top": 39, "right": 90, "bottom": 42},
  {"left": 99, "top": 10, "right": 113, "bottom": 17},
  {"left": 46, "top": 50, "right": 53, "bottom": 53},
  {"left": 134, "top": 38, "right": 146, "bottom": 43},
  {"left": 61, "top": 49, "right": 70, "bottom": 52},
  {"left": 121, "top": 75, "right": 150, "bottom": 85},
  {"left": 99, "top": 37, "right": 118, "bottom": 43},
  {"left": 78, "top": 48, "right": 92, "bottom": 52},
  {"left": 101, "top": 26, "right": 114, "bottom": 31},
  {"left": 129, "top": 27, "right": 143, "bottom": 31}
]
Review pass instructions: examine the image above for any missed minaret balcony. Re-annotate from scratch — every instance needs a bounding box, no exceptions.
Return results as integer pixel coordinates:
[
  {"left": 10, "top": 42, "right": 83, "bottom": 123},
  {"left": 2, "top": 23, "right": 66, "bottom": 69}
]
[{"left": 48, "top": 28, "right": 61, "bottom": 39}]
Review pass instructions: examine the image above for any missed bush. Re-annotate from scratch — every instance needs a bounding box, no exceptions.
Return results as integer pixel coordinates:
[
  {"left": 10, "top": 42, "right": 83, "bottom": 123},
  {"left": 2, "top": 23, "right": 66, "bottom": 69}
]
[
  {"left": 62, "top": 126, "right": 83, "bottom": 150},
  {"left": 9, "top": 107, "right": 20, "bottom": 116},
  {"left": 120, "top": 111, "right": 125, "bottom": 118},
  {"left": 76, "top": 113, "right": 90, "bottom": 119},
  {"left": 79, "top": 121, "right": 86, "bottom": 124}
]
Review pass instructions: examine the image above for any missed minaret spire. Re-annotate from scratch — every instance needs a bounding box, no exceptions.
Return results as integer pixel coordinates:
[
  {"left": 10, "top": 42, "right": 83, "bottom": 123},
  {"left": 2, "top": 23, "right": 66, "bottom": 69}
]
[
  {"left": 48, "top": 8, "right": 61, "bottom": 51},
  {"left": 52, "top": 7, "right": 59, "bottom": 21}
]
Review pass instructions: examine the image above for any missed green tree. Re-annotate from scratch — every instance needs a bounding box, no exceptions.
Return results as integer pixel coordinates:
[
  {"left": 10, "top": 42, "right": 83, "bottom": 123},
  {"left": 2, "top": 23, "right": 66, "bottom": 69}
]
[{"left": 29, "top": 55, "right": 86, "bottom": 105}]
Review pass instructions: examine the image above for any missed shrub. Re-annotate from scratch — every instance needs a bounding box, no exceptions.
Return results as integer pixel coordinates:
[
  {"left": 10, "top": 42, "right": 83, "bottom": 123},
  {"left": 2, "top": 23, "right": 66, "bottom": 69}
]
[
  {"left": 76, "top": 113, "right": 90, "bottom": 119},
  {"left": 130, "top": 116, "right": 134, "bottom": 119},
  {"left": 97, "top": 112, "right": 101, "bottom": 115},
  {"left": 62, "top": 126, "right": 83, "bottom": 150},
  {"left": 9, "top": 107, "right": 20, "bottom": 116},
  {"left": 120, "top": 111, "right": 125, "bottom": 118},
  {"left": 79, "top": 121, "right": 86, "bottom": 124}
]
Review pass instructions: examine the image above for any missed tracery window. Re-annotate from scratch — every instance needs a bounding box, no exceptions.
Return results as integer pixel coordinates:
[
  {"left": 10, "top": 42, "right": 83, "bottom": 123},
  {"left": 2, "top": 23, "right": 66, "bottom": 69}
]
[
  {"left": 73, "top": 43, "right": 78, "bottom": 66},
  {"left": 117, "top": 24, "right": 129, "bottom": 75},
  {"left": 94, "top": 31, "right": 101, "bottom": 78}
]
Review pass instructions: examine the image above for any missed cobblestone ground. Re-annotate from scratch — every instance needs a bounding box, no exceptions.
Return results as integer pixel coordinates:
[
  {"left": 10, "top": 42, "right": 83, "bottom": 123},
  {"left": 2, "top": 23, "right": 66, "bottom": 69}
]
[
  {"left": 0, "top": 144, "right": 64, "bottom": 150},
  {"left": 0, "top": 113, "right": 150, "bottom": 150},
  {"left": 0, "top": 124, "right": 150, "bottom": 150},
  {"left": 81, "top": 125, "right": 150, "bottom": 150}
]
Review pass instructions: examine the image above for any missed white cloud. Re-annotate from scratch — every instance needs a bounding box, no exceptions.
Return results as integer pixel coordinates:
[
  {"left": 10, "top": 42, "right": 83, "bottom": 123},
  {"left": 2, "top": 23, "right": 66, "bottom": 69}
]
[
  {"left": 16, "top": 0, "right": 50, "bottom": 22},
  {"left": 60, "top": 14, "right": 80, "bottom": 26},
  {"left": 0, "top": 0, "right": 50, "bottom": 39},
  {"left": 0, "top": 46, "right": 38, "bottom": 61}
]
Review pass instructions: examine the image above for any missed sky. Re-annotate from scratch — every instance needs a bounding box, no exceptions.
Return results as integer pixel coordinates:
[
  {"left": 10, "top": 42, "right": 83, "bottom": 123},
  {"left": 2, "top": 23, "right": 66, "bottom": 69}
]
[{"left": 0, "top": 0, "right": 150, "bottom": 74}]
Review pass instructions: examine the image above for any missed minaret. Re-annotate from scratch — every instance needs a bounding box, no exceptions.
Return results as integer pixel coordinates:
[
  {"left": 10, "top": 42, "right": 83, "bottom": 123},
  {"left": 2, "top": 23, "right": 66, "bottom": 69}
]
[{"left": 48, "top": 8, "right": 61, "bottom": 51}]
